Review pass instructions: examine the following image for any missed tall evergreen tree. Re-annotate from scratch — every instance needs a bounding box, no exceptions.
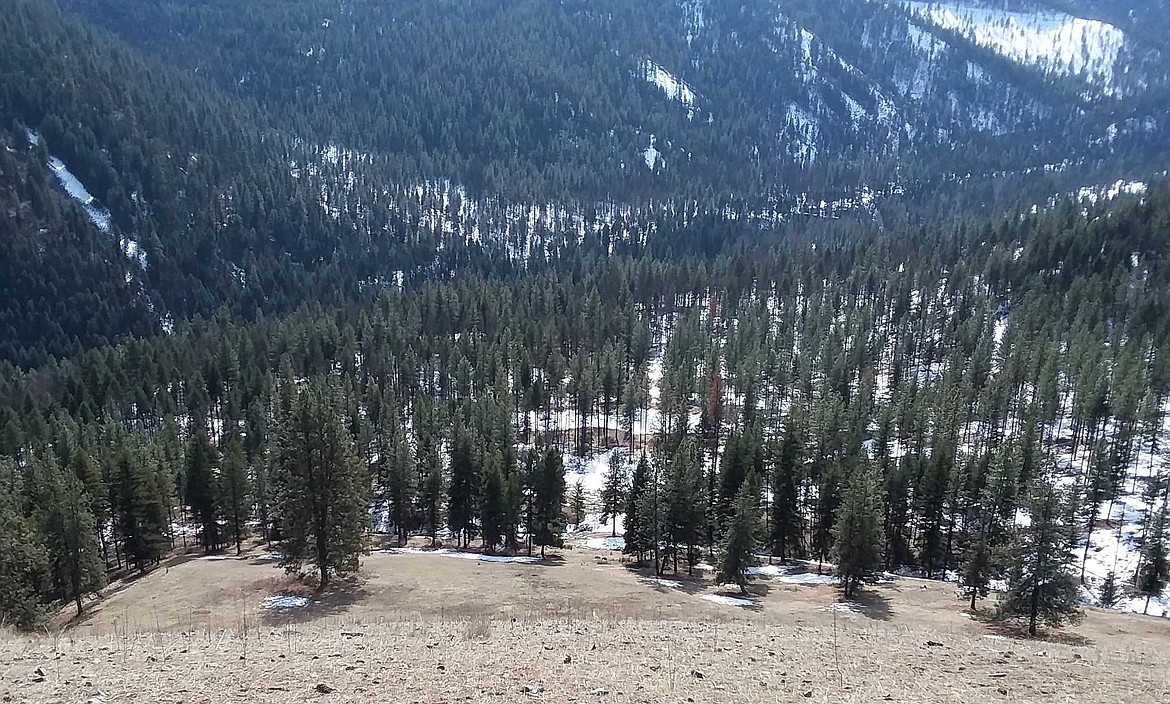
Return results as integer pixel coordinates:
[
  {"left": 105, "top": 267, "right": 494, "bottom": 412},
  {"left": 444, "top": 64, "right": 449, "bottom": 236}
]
[
  {"left": 273, "top": 381, "right": 370, "bottom": 587},
  {"left": 113, "top": 444, "right": 171, "bottom": 574},
  {"left": 995, "top": 478, "right": 1083, "bottom": 635},
  {"left": 717, "top": 474, "right": 761, "bottom": 594},
  {"left": 770, "top": 411, "right": 804, "bottom": 560},
  {"left": 570, "top": 480, "right": 586, "bottom": 528},
  {"left": 662, "top": 437, "right": 706, "bottom": 574},
  {"left": 623, "top": 452, "right": 653, "bottom": 562},
  {"left": 220, "top": 431, "right": 251, "bottom": 555},
  {"left": 185, "top": 424, "right": 222, "bottom": 553},
  {"left": 386, "top": 425, "right": 416, "bottom": 547},
  {"left": 42, "top": 464, "right": 106, "bottom": 615},
  {"left": 832, "top": 459, "right": 885, "bottom": 599},
  {"left": 1137, "top": 510, "right": 1170, "bottom": 615},
  {"left": 479, "top": 449, "right": 507, "bottom": 552},
  {"left": 447, "top": 425, "right": 480, "bottom": 548},
  {"left": 599, "top": 450, "right": 627, "bottom": 538},
  {"left": 531, "top": 446, "right": 566, "bottom": 557},
  {"left": 0, "top": 463, "right": 51, "bottom": 629}
]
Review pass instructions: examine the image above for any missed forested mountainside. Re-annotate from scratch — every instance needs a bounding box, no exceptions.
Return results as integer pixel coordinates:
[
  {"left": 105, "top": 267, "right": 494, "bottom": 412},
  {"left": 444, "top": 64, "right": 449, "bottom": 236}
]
[
  {"left": 54, "top": 0, "right": 1170, "bottom": 202},
  {"left": 3, "top": 181, "right": 1170, "bottom": 626},
  {"left": 4, "top": 0, "right": 1170, "bottom": 632},
  {"left": 3, "top": 0, "right": 1169, "bottom": 367}
]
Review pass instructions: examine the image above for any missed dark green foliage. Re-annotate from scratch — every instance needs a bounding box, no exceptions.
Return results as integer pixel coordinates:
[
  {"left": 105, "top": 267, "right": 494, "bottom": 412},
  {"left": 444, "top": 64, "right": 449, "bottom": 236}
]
[
  {"left": 185, "top": 424, "right": 222, "bottom": 554},
  {"left": 717, "top": 474, "right": 761, "bottom": 594},
  {"left": 1098, "top": 570, "right": 1120, "bottom": 608},
  {"left": 41, "top": 463, "right": 106, "bottom": 615},
  {"left": 996, "top": 479, "right": 1084, "bottom": 635},
  {"left": 961, "top": 531, "right": 994, "bottom": 611},
  {"left": 0, "top": 463, "right": 51, "bottom": 629},
  {"left": 662, "top": 438, "right": 706, "bottom": 574},
  {"left": 531, "top": 446, "right": 566, "bottom": 557},
  {"left": 220, "top": 432, "right": 251, "bottom": 555},
  {"left": 570, "top": 480, "right": 587, "bottom": 528},
  {"left": 112, "top": 444, "right": 170, "bottom": 574},
  {"left": 599, "top": 450, "right": 627, "bottom": 538},
  {"left": 479, "top": 450, "right": 507, "bottom": 553},
  {"left": 272, "top": 380, "right": 370, "bottom": 587},
  {"left": 770, "top": 411, "right": 805, "bottom": 560},
  {"left": 623, "top": 453, "right": 654, "bottom": 562},
  {"left": 1138, "top": 513, "right": 1170, "bottom": 615},
  {"left": 833, "top": 460, "right": 885, "bottom": 600},
  {"left": 447, "top": 426, "right": 480, "bottom": 548}
]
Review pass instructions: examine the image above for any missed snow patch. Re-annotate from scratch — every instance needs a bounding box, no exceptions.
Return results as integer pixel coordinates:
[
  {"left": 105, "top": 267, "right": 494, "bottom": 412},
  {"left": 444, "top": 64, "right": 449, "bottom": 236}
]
[
  {"left": 641, "top": 577, "right": 684, "bottom": 589},
  {"left": 262, "top": 595, "right": 310, "bottom": 609},
  {"left": 585, "top": 536, "right": 626, "bottom": 551},
  {"left": 700, "top": 593, "right": 756, "bottom": 608},
  {"left": 47, "top": 157, "right": 113, "bottom": 234},
  {"left": 382, "top": 547, "right": 541, "bottom": 564},
  {"left": 642, "top": 135, "right": 661, "bottom": 171},
  {"left": 639, "top": 60, "right": 696, "bottom": 105}
]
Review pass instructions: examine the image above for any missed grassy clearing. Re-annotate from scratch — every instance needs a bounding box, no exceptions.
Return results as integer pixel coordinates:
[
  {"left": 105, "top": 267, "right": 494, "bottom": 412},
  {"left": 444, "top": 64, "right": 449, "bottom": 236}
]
[{"left": 3, "top": 538, "right": 1169, "bottom": 702}]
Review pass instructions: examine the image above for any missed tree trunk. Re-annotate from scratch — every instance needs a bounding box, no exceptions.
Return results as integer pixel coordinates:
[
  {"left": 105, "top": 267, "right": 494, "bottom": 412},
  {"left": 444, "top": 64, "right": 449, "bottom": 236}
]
[
  {"left": 970, "top": 589, "right": 977, "bottom": 612},
  {"left": 76, "top": 593, "right": 84, "bottom": 616}
]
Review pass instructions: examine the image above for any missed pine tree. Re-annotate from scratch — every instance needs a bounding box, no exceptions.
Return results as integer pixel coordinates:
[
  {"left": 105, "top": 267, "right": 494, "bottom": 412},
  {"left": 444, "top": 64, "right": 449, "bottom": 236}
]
[
  {"left": 185, "top": 424, "right": 222, "bottom": 553},
  {"left": 995, "top": 478, "right": 1083, "bottom": 635},
  {"left": 113, "top": 444, "right": 171, "bottom": 574},
  {"left": 479, "top": 450, "right": 507, "bottom": 552},
  {"left": 599, "top": 450, "right": 627, "bottom": 537},
  {"left": 0, "top": 464, "right": 51, "bottom": 629},
  {"left": 1099, "top": 570, "right": 1120, "bottom": 608},
  {"left": 717, "top": 474, "right": 761, "bottom": 594},
  {"left": 447, "top": 425, "right": 480, "bottom": 548},
  {"left": 419, "top": 464, "right": 445, "bottom": 548},
  {"left": 662, "top": 437, "right": 706, "bottom": 574},
  {"left": 570, "top": 480, "right": 586, "bottom": 528},
  {"left": 42, "top": 465, "right": 106, "bottom": 615},
  {"left": 273, "top": 381, "right": 370, "bottom": 588},
  {"left": 770, "top": 411, "right": 804, "bottom": 560},
  {"left": 623, "top": 452, "right": 652, "bottom": 562},
  {"left": 386, "top": 425, "right": 416, "bottom": 547},
  {"left": 68, "top": 443, "right": 108, "bottom": 544},
  {"left": 220, "top": 431, "right": 251, "bottom": 555},
  {"left": 962, "top": 529, "right": 994, "bottom": 611},
  {"left": 832, "top": 459, "right": 885, "bottom": 599},
  {"left": 531, "top": 446, "right": 566, "bottom": 557},
  {"left": 1138, "top": 512, "right": 1170, "bottom": 615}
]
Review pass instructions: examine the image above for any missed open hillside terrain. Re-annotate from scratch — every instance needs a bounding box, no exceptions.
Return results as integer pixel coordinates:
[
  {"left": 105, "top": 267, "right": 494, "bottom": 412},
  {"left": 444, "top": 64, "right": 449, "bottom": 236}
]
[{"left": 4, "top": 542, "right": 1170, "bottom": 703}]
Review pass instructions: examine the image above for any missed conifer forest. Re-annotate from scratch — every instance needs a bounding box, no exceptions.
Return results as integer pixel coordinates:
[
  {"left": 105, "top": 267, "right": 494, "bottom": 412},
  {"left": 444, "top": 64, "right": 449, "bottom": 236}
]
[{"left": 3, "top": 0, "right": 1170, "bottom": 648}]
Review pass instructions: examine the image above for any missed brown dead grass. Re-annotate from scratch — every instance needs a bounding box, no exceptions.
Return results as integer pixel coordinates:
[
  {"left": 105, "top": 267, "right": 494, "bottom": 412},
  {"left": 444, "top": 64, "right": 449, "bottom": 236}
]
[{"left": 4, "top": 539, "right": 1169, "bottom": 703}]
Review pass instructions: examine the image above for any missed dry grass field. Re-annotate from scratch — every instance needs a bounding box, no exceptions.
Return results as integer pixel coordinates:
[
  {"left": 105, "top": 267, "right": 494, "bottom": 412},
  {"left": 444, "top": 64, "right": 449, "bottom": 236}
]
[{"left": 3, "top": 535, "right": 1170, "bottom": 703}]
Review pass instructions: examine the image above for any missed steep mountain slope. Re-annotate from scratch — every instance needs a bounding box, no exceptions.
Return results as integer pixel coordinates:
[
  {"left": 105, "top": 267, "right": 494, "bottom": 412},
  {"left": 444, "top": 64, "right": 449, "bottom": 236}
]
[
  {"left": 2, "top": 0, "right": 1168, "bottom": 368},
  {"left": 54, "top": 0, "right": 1170, "bottom": 203}
]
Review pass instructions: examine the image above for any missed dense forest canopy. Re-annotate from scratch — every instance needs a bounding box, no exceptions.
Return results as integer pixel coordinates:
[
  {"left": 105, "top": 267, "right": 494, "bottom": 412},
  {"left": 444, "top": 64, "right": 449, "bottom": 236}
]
[{"left": 2, "top": 0, "right": 1170, "bottom": 631}]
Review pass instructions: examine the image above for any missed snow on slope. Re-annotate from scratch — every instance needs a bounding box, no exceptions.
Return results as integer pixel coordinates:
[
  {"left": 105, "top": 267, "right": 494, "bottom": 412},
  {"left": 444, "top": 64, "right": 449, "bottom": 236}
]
[
  {"left": 903, "top": 1, "right": 1126, "bottom": 91},
  {"left": 47, "top": 157, "right": 113, "bottom": 234},
  {"left": 26, "top": 130, "right": 149, "bottom": 270},
  {"left": 640, "top": 60, "right": 697, "bottom": 105}
]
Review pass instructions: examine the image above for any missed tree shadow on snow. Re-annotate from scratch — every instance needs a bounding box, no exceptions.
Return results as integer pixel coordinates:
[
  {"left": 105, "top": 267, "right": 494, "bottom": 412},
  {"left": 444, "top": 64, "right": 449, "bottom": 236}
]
[{"left": 260, "top": 577, "right": 371, "bottom": 626}]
